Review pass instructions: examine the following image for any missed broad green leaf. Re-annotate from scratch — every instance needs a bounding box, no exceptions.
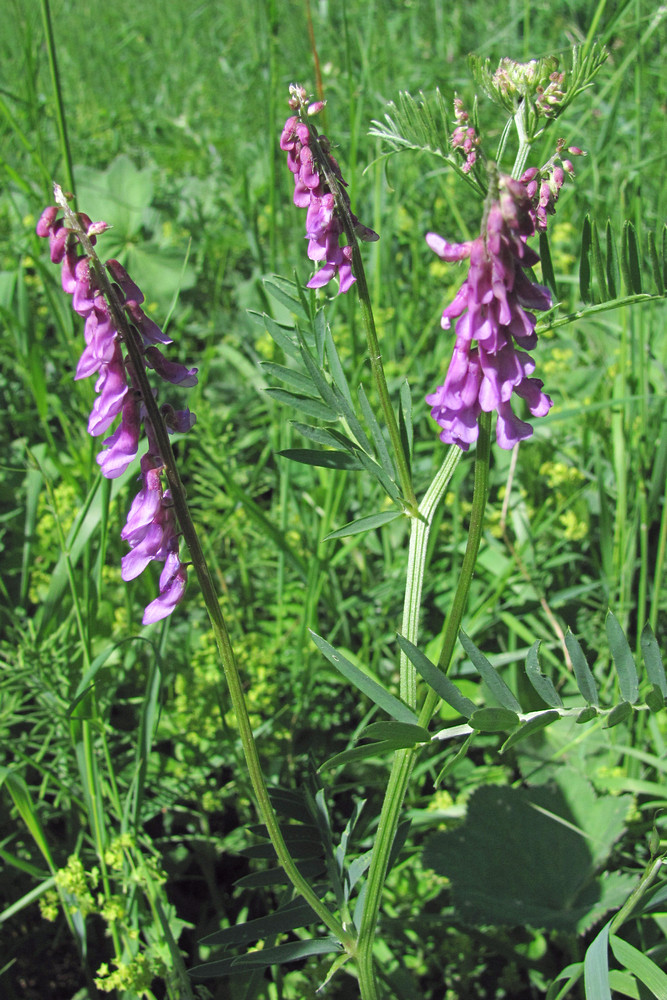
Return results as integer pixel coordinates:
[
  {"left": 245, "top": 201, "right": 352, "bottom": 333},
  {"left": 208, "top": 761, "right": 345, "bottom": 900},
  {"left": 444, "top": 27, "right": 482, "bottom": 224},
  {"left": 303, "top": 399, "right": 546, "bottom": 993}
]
[
  {"left": 360, "top": 722, "right": 430, "bottom": 743},
  {"left": 566, "top": 630, "right": 599, "bottom": 705},
  {"left": 584, "top": 921, "right": 612, "bottom": 1000},
  {"left": 397, "top": 634, "right": 475, "bottom": 718},
  {"left": 460, "top": 631, "right": 522, "bottom": 713},
  {"left": 265, "top": 388, "right": 337, "bottom": 422},
  {"left": 606, "top": 612, "right": 639, "bottom": 703},
  {"left": 324, "top": 510, "right": 403, "bottom": 540},
  {"left": 309, "top": 631, "right": 418, "bottom": 724},
  {"left": 610, "top": 935, "right": 667, "bottom": 999},
  {"left": 279, "top": 448, "right": 363, "bottom": 470},
  {"left": 469, "top": 707, "right": 520, "bottom": 732},
  {"left": 200, "top": 898, "right": 320, "bottom": 947},
  {"left": 603, "top": 702, "right": 633, "bottom": 729},
  {"left": 580, "top": 215, "right": 592, "bottom": 303},
  {"left": 641, "top": 623, "right": 667, "bottom": 696},
  {"left": 500, "top": 711, "right": 561, "bottom": 752},
  {"left": 525, "top": 642, "right": 563, "bottom": 708}
]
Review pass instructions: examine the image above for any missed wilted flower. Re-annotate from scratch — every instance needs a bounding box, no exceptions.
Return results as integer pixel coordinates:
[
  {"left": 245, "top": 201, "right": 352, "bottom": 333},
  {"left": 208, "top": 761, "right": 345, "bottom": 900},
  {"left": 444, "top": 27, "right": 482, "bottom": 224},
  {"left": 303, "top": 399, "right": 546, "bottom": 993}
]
[
  {"left": 36, "top": 199, "right": 196, "bottom": 623},
  {"left": 280, "top": 86, "right": 378, "bottom": 293},
  {"left": 426, "top": 175, "right": 553, "bottom": 450}
]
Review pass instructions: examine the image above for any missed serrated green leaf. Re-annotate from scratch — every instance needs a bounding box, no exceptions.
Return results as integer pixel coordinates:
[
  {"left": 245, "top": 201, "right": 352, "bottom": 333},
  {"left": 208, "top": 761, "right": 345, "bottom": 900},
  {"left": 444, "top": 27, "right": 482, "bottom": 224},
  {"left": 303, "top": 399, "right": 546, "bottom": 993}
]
[
  {"left": 396, "top": 634, "right": 476, "bottom": 718},
  {"left": 577, "top": 706, "right": 598, "bottom": 724},
  {"left": 610, "top": 935, "right": 667, "bottom": 999},
  {"left": 565, "top": 630, "right": 599, "bottom": 705},
  {"left": 604, "top": 702, "right": 633, "bottom": 729},
  {"left": 200, "top": 898, "right": 319, "bottom": 947},
  {"left": 525, "top": 642, "right": 563, "bottom": 708},
  {"left": 641, "top": 623, "right": 667, "bottom": 696},
  {"left": 606, "top": 612, "right": 639, "bottom": 703},
  {"left": 360, "top": 721, "right": 431, "bottom": 743},
  {"left": 580, "top": 215, "right": 592, "bottom": 303},
  {"left": 500, "top": 711, "right": 561, "bottom": 752},
  {"left": 469, "top": 707, "right": 520, "bottom": 732},
  {"left": 460, "top": 631, "right": 522, "bottom": 713},
  {"left": 324, "top": 510, "right": 403, "bottom": 540},
  {"left": 584, "top": 921, "right": 612, "bottom": 1000},
  {"left": 261, "top": 362, "right": 317, "bottom": 395},
  {"left": 605, "top": 221, "right": 619, "bottom": 299},
  {"left": 265, "top": 388, "right": 337, "bottom": 421},
  {"left": 647, "top": 231, "right": 665, "bottom": 296},
  {"left": 539, "top": 231, "right": 558, "bottom": 297},
  {"left": 309, "top": 631, "right": 418, "bottom": 724},
  {"left": 279, "top": 448, "right": 363, "bottom": 470}
]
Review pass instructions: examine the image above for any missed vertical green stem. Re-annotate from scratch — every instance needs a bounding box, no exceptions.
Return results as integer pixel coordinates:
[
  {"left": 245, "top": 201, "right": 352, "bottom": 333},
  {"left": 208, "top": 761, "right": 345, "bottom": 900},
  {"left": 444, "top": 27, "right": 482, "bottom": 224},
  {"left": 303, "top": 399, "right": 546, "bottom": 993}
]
[
  {"left": 356, "top": 419, "right": 488, "bottom": 997},
  {"left": 40, "top": 0, "right": 75, "bottom": 199}
]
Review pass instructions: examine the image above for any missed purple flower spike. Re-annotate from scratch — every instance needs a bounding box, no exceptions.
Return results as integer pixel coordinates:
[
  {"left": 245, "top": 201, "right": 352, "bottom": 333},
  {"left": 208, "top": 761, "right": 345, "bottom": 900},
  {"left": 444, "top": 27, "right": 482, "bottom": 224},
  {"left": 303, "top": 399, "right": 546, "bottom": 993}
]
[
  {"left": 427, "top": 174, "right": 553, "bottom": 451},
  {"left": 281, "top": 87, "right": 378, "bottom": 294},
  {"left": 37, "top": 199, "right": 197, "bottom": 622}
]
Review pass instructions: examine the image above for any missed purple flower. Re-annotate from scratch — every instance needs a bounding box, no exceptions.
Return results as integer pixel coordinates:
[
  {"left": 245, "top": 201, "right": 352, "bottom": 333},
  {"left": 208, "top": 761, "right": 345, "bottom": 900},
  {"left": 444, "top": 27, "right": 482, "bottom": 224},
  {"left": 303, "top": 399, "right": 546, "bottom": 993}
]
[
  {"left": 36, "top": 203, "right": 196, "bottom": 621},
  {"left": 426, "top": 175, "right": 553, "bottom": 451},
  {"left": 280, "top": 89, "right": 378, "bottom": 294}
]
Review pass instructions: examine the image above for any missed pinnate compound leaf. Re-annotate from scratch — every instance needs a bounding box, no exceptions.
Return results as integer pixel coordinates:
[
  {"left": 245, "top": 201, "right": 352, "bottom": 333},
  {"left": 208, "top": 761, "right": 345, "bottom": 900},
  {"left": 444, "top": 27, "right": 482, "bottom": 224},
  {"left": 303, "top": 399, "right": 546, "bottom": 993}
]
[
  {"left": 565, "top": 630, "right": 599, "bottom": 706},
  {"left": 610, "top": 935, "right": 667, "bottom": 998},
  {"left": 641, "top": 623, "right": 667, "bottom": 696},
  {"left": 309, "top": 631, "right": 418, "bottom": 724},
  {"left": 605, "top": 612, "right": 639, "bottom": 703},
  {"left": 460, "top": 631, "right": 522, "bottom": 713},
  {"left": 396, "top": 634, "right": 476, "bottom": 718},
  {"left": 525, "top": 642, "right": 563, "bottom": 708}
]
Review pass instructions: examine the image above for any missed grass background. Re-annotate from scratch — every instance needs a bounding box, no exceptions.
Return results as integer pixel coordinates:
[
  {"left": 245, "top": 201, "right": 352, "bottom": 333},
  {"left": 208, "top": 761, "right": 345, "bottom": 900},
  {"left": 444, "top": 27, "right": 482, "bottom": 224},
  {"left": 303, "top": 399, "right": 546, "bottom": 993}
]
[{"left": 1, "top": 0, "right": 666, "bottom": 997}]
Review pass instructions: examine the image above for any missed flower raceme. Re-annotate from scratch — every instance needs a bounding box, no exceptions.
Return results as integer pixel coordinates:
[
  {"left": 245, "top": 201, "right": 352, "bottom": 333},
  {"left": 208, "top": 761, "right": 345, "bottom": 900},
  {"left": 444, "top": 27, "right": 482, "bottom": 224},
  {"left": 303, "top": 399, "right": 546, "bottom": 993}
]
[
  {"left": 36, "top": 200, "right": 196, "bottom": 624},
  {"left": 280, "top": 85, "right": 378, "bottom": 294},
  {"left": 426, "top": 175, "right": 553, "bottom": 451}
]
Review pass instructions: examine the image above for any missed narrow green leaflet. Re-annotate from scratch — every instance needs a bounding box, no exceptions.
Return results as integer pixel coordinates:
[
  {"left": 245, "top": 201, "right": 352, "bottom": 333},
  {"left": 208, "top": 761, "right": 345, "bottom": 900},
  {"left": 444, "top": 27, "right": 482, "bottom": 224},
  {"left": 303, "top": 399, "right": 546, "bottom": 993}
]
[
  {"left": 325, "top": 325, "right": 354, "bottom": 409},
  {"left": 584, "top": 920, "right": 612, "bottom": 1000},
  {"left": 265, "top": 388, "right": 337, "bottom": 422},
  {"left": 397, "top": 634, "right": 476, "bottom": 718},
  {"left": 622, "top": 221, "right": 642, "bottom": 295},
  {"left": 603, "top": 702, "right": 633, "bottom": 729},
  {"left": 500, "top": 711, "right": 561, "bottom": 752},
  {"left": 565, "top": 629, "right": 599, "bottom": 706},
  {"left": 200, "top": 898, "right": 319, "bottom": 947},
  {"left": 360, "top": 721, "right": 431, "bottom": 743},
  {"left": 324, "top": 510, "right": 403, "bottom": 540},
  {"left": 580, "top": 215, "right": 592, "bottom": 303},
  {"left": 249, "top": 311, "right": 301, "bottom": 360},
  {"left": 605, "top": 221, "right": 619, "bottom": 299},
  {"left": 525, "top": 642, "right": 563, "bottom": 708},
  {"left": 647, "top": 230, "right": 665, "bottom": 296},
  {"left": 459, "top": 631, "right": 522, "bottom": 713},
  {"left": 610, "top": 935, "right": 667, "bottom": 999},
  {"left": 605, "top": 612, "right": 639, "bottom": 703},
  {"left": 539, "top": 231, "right": 558, "bottom": 297},
  {"left": 591, "top": 218, "right": 609, "bottom": 301},
  {"left": 261, "top": 361, "right": 318, "bottom": 395},
  {"left": 279, "top": 448, "right": 363, "bottom": 471},
  {"left": 309, "top": 631, "right": 418, "bottom": 725},
  {"left": 192, "top": 937, "right": 341, "bottom": 977},
  {"left": 319, "top": 739, "right": 419, "bottom": 770},
  {"left": 358, "top": 383, "right": 395, "bottom": 477},
  {"left": 469, "top": 707, "right": 520, "bottom": 733},
  {"left": 641, "top": 623, "right": 667, "bottom": 696},
  {"left": 263, "top": 276, "right": 310, "bottom": 321}
]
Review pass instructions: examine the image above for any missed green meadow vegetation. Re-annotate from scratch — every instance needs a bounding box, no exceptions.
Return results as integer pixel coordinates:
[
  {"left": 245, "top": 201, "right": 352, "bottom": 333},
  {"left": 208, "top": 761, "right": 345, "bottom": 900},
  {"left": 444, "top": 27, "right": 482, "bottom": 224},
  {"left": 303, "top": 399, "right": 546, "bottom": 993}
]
[{"left": 1, "top": 0, "right": 667, "bottom": 997}]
